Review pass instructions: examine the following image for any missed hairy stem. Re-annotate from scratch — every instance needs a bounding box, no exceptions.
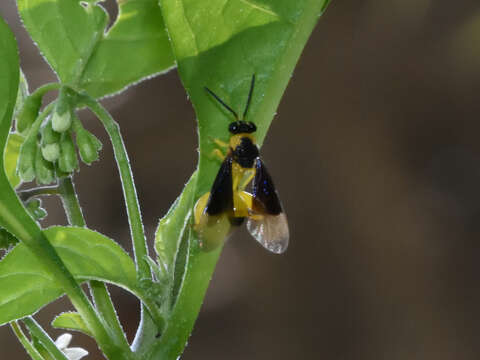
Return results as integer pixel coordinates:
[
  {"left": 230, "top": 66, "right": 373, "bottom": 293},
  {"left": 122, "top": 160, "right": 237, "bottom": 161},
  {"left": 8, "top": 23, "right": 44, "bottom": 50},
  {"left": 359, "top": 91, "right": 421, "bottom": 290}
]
[
  {"left": 81, "top": 96, "right": 150, "bottom": 279},
  {"left": 58, "top": 177, "right": 86, "bottom": 227},
  {"left": 23, "top": 317, "right": 69, "bottom": 360},
  {"left": 10, "top": 322, "right": 45, "bottom": 360},
  {"left": 31, "top": 82, "right": 61, "bottom": 98},
  {"left": 80, "top": 95, "right": 166, "bottom": 337},
  {"left": 18, "top": 185, "right": 59, "bottom": 202},
  {"left": 58, "top": 176, "right": 132, "bottom": 353},
  {"left": 0, "top": 102, "right": 130, "bottom": 358}
]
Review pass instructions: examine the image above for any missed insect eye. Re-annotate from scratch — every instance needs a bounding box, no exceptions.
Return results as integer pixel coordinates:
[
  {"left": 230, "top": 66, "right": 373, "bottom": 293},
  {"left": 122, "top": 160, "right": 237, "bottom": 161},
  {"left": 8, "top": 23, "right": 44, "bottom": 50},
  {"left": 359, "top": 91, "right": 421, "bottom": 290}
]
[
  {"left": 248, "top": 122, "right": 257, "bottom": 133},
  {"left": 229, "top": 122, "right": 238, "bottom": 133}
]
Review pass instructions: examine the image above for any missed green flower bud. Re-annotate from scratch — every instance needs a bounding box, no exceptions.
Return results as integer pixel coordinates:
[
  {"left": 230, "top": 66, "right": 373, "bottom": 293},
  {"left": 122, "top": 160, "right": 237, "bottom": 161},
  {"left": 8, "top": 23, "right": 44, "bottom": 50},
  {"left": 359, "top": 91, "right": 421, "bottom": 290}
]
[
  {"left": 52, "top": 109, "right": 72, "bottom": 133},
  {"left": 52, "top": 88, "right": 72, "bottom": 133},
  {"left": 40, "top": 121, "right": 61, "bottom": 162},
  {"left": 16, "top": 92, "right": 42, "bottom": 136},
  {"left": 35, "top": 148, "right": 55, "bottom": 184},
  {"left": 73, "top": 118, "right": 102, "bottom": 164},
  {"left": 41, "top": 143, "right": 60, "bottom": 163},
  {"left": 58, "top": 132, "right": 78, "bottom": 173}
]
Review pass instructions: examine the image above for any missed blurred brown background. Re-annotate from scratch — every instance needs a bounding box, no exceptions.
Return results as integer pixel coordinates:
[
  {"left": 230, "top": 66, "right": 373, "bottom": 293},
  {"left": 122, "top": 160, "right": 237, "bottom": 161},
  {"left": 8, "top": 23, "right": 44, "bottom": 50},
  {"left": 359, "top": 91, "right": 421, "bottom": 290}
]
[{"left": 2, "top": 0, "right": 480, "bottom": 359}]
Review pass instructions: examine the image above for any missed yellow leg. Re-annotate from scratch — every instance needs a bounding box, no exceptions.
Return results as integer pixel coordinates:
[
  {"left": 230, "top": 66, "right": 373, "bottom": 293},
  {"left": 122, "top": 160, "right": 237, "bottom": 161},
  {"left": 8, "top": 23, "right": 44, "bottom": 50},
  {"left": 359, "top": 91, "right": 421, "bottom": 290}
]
[
  {"left": 210, "top": 148, "right": 225, "bottom": 162},
  {"left": 210, "top": 137, "right": 229, "bottom": 149},
  {"left": 194, "top": 192, "right": 210, "bottom": 226}
]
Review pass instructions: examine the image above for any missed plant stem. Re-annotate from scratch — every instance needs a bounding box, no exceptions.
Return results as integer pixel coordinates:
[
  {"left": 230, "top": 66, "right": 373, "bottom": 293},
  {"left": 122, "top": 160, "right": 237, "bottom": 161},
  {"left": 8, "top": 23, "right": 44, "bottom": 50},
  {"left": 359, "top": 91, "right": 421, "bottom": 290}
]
[
  {"left": 80, "top": 96, "right": 169, "bottom": 335},
  {"left": 81, "top": 96, "right": 150, "bottom": 280},
  {"left": 23, "top": 317, "right": 69, "bottom": 360},
  {"left": 0, "top": 103, "right": 130, "bottom": 358},
  {"left": 89, "top": 281, "right": 131, "bottom": 349},
  {"left": 57, "top": 176, "right": 132, "bottom": 353},
  {"left": 31, "top": 82, "right": 61, "bottom": 98},
  {"left": 58, "top": 177, "right": 86, "bottom": 227},
  {"left": 18, "top": 185, "right": 60, "bottom": 202},
  {"left": 146, "top": 243, "right": 222, "bottom": 360},
  {"left": 10, "top": 321, "right": 45, "bottom": 360}
]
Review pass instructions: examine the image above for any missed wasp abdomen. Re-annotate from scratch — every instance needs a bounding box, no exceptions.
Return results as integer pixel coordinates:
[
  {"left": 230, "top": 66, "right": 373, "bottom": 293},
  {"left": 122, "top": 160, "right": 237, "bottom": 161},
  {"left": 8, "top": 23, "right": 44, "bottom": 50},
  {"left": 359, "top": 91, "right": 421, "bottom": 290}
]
[{"left": 232, "top": 136, "right": 259, "bottom": 168}]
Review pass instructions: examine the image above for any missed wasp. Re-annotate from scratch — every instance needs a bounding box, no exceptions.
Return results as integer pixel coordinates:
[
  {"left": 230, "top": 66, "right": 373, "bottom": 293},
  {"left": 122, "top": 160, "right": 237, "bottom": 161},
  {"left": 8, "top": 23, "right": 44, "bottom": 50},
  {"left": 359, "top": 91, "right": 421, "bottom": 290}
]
[{"left": 194, "top": 75, "right": 289, "bottom": 254}]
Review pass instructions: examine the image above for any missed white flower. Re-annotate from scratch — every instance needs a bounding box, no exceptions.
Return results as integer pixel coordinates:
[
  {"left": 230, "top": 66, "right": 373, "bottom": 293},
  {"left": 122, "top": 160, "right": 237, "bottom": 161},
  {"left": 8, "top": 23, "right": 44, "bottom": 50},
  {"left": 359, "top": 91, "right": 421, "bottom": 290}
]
[{"left": 54, "top": 333, "right": 89, "bottom": 360}]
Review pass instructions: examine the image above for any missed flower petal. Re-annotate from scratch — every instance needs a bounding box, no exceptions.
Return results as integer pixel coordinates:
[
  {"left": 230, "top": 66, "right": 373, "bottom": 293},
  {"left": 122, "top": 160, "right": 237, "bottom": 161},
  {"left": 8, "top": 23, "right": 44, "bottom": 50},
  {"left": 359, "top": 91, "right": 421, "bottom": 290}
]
[
  {"left": 64, "top": 347, "right": 89, "bottom": 360},
  {"left": 55, "top": 333, "right": 72, "bottom": 349}
]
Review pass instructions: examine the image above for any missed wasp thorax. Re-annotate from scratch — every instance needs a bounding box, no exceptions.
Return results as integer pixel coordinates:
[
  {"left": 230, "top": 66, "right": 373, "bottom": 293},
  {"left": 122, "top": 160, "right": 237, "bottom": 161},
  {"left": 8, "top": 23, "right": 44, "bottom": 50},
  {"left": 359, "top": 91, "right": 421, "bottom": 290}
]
[
  {"left": 233, "top": 137, "right": 259, "bottom": 168},
  {"left": 228, "top": 121, "right": 257, "bottom": 134}
]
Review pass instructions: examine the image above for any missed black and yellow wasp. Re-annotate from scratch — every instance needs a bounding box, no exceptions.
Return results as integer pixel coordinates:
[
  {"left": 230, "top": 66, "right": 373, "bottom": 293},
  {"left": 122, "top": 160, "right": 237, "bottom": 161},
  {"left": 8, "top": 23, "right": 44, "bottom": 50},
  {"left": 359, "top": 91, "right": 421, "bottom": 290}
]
[{"left": 194, "top": 75, "right": 289, "bottom": 254}]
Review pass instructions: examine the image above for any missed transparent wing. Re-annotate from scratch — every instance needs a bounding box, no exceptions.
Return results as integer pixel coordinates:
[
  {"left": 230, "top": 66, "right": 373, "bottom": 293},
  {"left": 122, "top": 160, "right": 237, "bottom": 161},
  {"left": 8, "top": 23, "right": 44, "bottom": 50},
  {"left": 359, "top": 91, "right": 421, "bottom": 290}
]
[
  {"left": 247, "top": 213, "right": 289, "bottom": 254},
  {"left": 247, "top": 158, "right": 289, "bottom": 254}
]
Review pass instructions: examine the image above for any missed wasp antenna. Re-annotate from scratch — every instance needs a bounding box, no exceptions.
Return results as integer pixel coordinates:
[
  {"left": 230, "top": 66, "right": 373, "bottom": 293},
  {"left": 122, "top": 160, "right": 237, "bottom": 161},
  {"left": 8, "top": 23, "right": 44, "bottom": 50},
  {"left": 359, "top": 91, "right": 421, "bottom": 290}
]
[
  {"left": 204, "top": 86, "right": 239, "bottom": 120},
  {"left": 242, "top": 74, "right": 256, "bottom": 120}
]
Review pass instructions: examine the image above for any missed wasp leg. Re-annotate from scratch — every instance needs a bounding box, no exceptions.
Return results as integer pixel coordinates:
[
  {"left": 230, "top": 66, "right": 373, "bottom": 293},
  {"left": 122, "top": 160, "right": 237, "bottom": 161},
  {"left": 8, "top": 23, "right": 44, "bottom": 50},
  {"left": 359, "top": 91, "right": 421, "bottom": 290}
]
[
  {"left": 209, "top": 137, "right": 229, "bottom": 149},
  {"left": 194, "top": 192, "right": 210, "bottom": 226},
  {"left": 211, "top": 148, "right": 226, "bottom": 162}
]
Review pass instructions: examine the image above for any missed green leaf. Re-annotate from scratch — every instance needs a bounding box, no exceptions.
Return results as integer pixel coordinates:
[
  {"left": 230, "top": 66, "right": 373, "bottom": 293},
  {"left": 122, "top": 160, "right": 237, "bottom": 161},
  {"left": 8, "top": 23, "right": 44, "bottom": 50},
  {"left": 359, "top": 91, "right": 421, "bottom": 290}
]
[
  {"left": 0, "top": 226, "right": 139, "bottom": 325},
  {"left": 0, "top": 15, "right": 35, "bottom": 246},
  {"left": 145, "top": 0, "right": 331, "bottom": 358},
  {"left": 0, "top": 17, "right": 19, "bottom": 167},
  {"left": 16, "top": 92, "right": 42, "bottom": 136},
  {"left": 79, "top": 0, "right": 176, "bottom": 98},
  {"left": 0, "top": 227, "right": 19, "bottom": 250},
  {"left": 160, "top": 0, "right": 330, "bottom": 195},
  {"left": 13, "top": 70, "right": 29, "bottom": 121},
  {"left": 17, "top": 124, "right": 40, "bottom": 182},
  {"left": 155, "top": 173, "right": 197, "bottom": 278},
  {"left": 4, "top": 133, "right": 24, "bottom": 188},
  {"left": 17, "top": 0, "right": 108, "bottom": 84},
  {"left": 52, "top": 312, "right": 93, "bottom": 338},
  {"left": 18, "top": 0, "right": 175, "bottom": 98}
]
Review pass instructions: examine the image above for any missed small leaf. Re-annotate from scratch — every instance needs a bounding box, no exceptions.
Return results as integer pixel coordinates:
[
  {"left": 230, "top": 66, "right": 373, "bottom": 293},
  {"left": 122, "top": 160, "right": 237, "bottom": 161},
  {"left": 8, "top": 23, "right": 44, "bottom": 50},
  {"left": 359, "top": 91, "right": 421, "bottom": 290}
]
[
  {"left": 0, "top": 226, "right": 139, "bottom": 325},
  {"left": 16, "top": 92, "right": 42, "bottom": 136},
  {"left": 4, "top": 133, "right": 24, "bottom": 188},
  {"left": 17, "top": 126, "right": 38, "bottom": 182},
  {"left": 52, "top": 312, "right": 93, "bottom": 338},
  {"left": 17, "top": 109, "right": 46, "bottom": 182},
  {"left": 13, "top": 70, "right": 29, "bottom": 121},
  {"left": 0, "top": 227, "right": 19, "bottom": 250},
  {"left": 155, "top": 173, "right": 197, "bottom": 277}
]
